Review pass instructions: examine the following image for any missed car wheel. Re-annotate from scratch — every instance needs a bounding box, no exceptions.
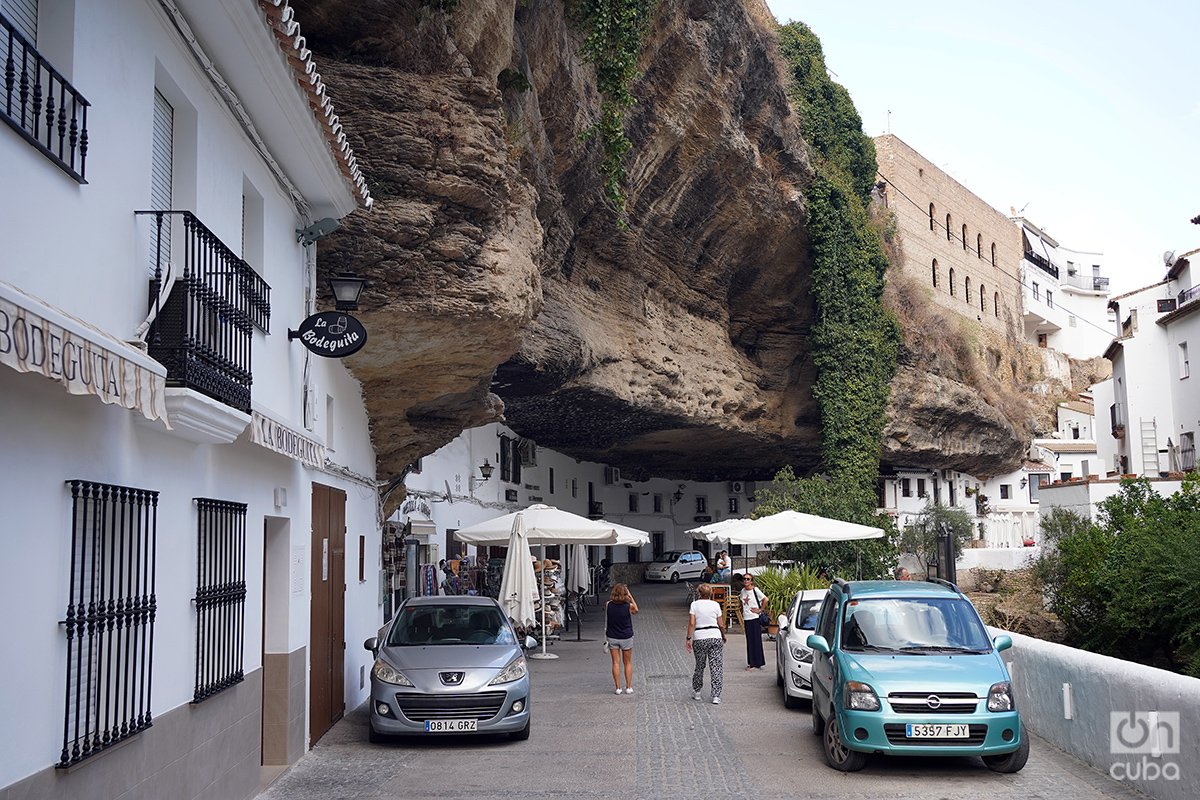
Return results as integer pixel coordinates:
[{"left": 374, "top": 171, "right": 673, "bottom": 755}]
[
  {"left": 776, "top": 666, "right": 784, "bottom": 687},
  {"left": 510, "top": 719, "right": 531, "bottom": 741},
  {"left": 670, "top": 572, "right": 680, "bottom": 583},
  {"left": 368, "top": 724, "right": 391, "bottom": 744},
  {"left": 782, "top": 678, "right": 802, "bottom": 709},
  {"left": 982, "top": 733, "right": 1029, "bottom": 773},
  {"left": 823, "top": 713, "right": 867, "bottom": 772},
  {"left": 811, "top": 701, "right": 825, "bottom": 736}
]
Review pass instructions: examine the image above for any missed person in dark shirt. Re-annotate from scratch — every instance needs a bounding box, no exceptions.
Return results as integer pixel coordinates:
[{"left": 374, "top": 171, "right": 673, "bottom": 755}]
[{"left": 605, "top": 583, "right": 639, "bottom": 695}]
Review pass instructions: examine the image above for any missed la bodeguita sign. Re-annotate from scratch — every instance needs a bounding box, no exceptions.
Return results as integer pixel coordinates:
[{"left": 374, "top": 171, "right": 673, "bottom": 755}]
[{"left": 288, "top": 311, "right": 367, "bottom": 358}]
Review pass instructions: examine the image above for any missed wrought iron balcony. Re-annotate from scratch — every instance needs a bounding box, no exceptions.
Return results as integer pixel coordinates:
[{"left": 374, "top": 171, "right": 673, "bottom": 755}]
[
  {"left": 1023, "top": 249, "right": 1059, "bottom": 279},
  {"left": 2, "top": 14, "right": 89, "bottom": 182},
  {"left": 136, "top": 211, "right": 271, "bottom": 414},
  {"left": 1179, "top": 284, "right": 1200, "bottom": 308}
]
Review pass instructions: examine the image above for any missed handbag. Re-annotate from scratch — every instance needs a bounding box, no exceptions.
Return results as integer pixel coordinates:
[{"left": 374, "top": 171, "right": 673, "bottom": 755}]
[
  {"left": 755, "top": 588, "right": 769, "bottom": 625},
  {"left": 602, "top": 638, "right": 610, "bottom": 651}
]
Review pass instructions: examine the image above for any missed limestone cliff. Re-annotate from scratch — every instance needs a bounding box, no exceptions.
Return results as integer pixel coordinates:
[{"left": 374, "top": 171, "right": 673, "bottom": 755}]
[{"left": 299, "top": 0, "right": 1082, "bottom": 496}]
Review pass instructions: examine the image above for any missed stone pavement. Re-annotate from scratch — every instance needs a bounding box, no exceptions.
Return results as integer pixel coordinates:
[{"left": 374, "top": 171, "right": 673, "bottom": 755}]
[{"left": 259, "top": 582, "right": 1149, "bottom": 800}]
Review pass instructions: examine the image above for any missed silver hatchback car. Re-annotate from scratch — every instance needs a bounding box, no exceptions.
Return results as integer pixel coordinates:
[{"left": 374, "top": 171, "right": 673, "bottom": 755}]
[{"left": 364, "top": 596, "right": 534, "bottom": 742}]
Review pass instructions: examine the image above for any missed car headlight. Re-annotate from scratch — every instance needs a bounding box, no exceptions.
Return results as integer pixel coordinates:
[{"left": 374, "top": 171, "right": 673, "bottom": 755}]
[
  {"left": 844, "top": 680, "right": 880, "bottom": 711},
  {"left": 789, "top": 643, "right": 813, "bottom": 663},
  {"left": 488, "top": 656, "right": 528, "bottom": 685},
  {"left": 373, "top": 659, "right": 414, "bottom": 687},
  {"left": 987, "top": 681, "right": 1014, "bottom": 712}
]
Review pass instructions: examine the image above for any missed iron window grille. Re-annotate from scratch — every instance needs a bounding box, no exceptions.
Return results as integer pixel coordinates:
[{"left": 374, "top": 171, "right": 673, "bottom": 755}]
[
  {"left": 136, "top": 210, "right": 271, "bottom": 413},
  {"left": 59, "top": 480, "right": 158, "bottom": 768},
  {"left": 1, "top": 13, "right": 90, "bottom": 182},
  {"left": 192, "top": 498, "right": 247, "bottom": 703}
]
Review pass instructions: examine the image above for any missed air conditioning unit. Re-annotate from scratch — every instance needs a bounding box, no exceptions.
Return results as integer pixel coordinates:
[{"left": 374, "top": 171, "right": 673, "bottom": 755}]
[
  {"left": 604, "top": 466, "right": 621, "bottom": 485},
  {"left": 941, "top": 469, "right": 953, "bottom": 481},
  {"left": 728, "top": 481, "right": 744, "bottom": 495}
]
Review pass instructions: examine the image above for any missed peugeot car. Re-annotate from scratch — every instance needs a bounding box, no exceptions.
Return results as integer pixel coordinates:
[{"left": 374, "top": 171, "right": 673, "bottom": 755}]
[
  {"left": 807, "top": 579, "right": 1027, "bottom": 773},
  {"left": 364, "top": 596, "right": 534, "bottom": 742}
]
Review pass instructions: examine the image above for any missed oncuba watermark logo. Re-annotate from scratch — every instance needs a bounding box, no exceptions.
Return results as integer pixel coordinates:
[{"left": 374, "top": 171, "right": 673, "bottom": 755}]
[{"left": 1110, "top": 711, "right": 1181, "bottom": 782}]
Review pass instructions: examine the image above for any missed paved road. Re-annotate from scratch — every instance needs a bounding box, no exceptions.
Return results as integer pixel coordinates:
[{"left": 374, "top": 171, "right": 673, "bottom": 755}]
[{"left": 260, "top": 583, "right": 1148, "bottom": 800}]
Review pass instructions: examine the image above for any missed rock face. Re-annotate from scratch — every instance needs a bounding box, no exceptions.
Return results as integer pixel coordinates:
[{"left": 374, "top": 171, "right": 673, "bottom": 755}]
[{"left": 301, "top": 0, "right": 1085, "bottom": 494}]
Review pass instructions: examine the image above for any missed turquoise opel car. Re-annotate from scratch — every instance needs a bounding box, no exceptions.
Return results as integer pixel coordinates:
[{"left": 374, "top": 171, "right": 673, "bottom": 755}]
[{"left": 806, "top": 579, "right": 1027, "bottom": 773}]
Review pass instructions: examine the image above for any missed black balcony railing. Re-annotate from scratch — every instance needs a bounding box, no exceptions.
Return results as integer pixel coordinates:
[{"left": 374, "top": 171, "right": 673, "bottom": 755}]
[
  {"left": 1179, "top": 284, "right": 1200, "bottom": 308},
  {"left": 1024, "top": 249, "right": 1060, "bottom": 279},
  {"left": 2, "top": 15, "right": 89, "bottom": 182},
  {"left": 137, "top": 211, "right": 272, "bottom": 413}
]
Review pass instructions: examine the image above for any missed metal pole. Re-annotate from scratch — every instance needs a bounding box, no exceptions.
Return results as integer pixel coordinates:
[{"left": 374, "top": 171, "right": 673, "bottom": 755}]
[{"left": 528, "top": 543, "right": 558, "bottom": 659}]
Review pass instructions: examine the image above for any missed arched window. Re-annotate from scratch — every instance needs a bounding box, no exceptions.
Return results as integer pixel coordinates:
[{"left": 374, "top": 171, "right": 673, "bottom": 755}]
[
  {"left": 965, "top": 276, "right": 972, "bottom": 303},
  {"left": 977, "top": 233, "right": 983, "bottom": 258},
  {"left": 980, "top": 284, "right": 986, "bottom": 312},
  {"left": 929, "top": 203, "right": 936, "bottom": 232},
  {"left": 994, "top": 292, "right": 1000, "bottom": 317},
  {"left": 932, "top": 258, "right": 939, "bottom": 287},
  {"left": 949, "top": 268, "right": 956, "bottom": 297},
  {"left": 991, "top": 242, "right": 996, "bottom": 266},
  {"left": 946, "top": 213, "right": 952, "bottom": 242},
  {"left": 962, "top": 223, "right": 968, "bottom": 250}
]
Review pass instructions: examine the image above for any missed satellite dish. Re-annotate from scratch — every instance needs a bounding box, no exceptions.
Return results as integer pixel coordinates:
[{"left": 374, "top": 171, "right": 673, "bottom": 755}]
[{"left": 1164, "top": 250, "right": 1176, "bottom": 267}]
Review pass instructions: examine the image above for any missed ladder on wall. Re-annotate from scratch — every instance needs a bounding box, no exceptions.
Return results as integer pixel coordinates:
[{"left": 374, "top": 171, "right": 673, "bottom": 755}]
[{"left": 1140, "top": 418, "right": 1159, "bottom": 475}]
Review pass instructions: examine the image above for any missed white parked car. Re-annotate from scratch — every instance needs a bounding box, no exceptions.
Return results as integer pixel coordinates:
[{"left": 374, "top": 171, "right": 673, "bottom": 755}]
[
  {"left": 644, "top": 550, "right": 708, "bottom": 583},
  {"left": 775, "top": 589, "right": 827, "bottom": 707}
]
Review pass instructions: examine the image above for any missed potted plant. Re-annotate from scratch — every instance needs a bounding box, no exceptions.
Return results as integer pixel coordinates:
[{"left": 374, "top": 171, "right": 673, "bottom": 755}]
[{"left": 752, "top": 565, "right": 824, "bottom": 636}]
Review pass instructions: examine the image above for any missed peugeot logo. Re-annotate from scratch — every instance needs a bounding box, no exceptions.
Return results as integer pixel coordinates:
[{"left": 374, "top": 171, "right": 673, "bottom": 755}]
[
  {"left": 440, "top": 672, "right": 465, "bottom": 686},
  {"left": 926, "top": 694, "right": 942, "bottom": 709}
]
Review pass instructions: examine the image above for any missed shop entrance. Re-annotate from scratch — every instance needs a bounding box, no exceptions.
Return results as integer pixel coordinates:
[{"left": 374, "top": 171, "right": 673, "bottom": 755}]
[{"left": 309, "top": 483, "right": 346, "bottom": 745}]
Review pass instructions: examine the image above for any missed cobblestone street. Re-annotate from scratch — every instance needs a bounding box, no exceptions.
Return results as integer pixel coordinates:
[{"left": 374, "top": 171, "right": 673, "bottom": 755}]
[{"left": 260, "top": 583, "right": 1149, "bottom": 800}]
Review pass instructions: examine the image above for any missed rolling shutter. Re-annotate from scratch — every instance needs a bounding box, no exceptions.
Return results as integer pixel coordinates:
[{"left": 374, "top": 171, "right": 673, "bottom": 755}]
[{"left": 148, "top": 90, "right": 174, "bottom": 276}]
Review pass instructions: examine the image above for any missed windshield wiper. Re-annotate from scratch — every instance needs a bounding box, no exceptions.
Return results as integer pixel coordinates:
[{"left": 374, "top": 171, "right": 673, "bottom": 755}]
[
  {"left": 900, "top": 645, "right": 984, "bottom": 653},
  {"left": 845, "top": 643, "right": 899, "bottom": 653}
]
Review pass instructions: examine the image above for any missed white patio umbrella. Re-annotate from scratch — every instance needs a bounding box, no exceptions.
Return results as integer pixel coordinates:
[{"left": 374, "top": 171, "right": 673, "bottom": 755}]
[
  {"left": 686, "top": 518, "right": 745, "bottom": 537},
  {"left": 703, "top": 509, "right": 884, "bottom": 546},
  {"left": 497, "top": 514, "right": 538, "bottom": 629},
  {"left": 599, "top": 520, "right": 651, "bottom": 547},
  {"left": 455, "top": 505, "right": 617, "bottom": 659}
]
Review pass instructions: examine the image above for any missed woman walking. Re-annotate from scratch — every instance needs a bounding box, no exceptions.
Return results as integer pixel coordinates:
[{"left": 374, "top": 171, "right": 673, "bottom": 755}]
[
  {"left": 605, "top": 584, "right": 639, "bottom": 694},
  {"left": 739, "top": 574, "right": 767, "bottom": 670},
  {"left": 686, "top": 583, "right": 726, "bottom": 704}
]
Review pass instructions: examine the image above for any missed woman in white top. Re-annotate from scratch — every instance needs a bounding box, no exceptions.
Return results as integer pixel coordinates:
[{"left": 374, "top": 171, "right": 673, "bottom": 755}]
[
  {"left": 739, "top": 573, "right": 768, "bottom": 670},
  {"left": 685, "top": 583, "right": 726, "bottom": 703}
]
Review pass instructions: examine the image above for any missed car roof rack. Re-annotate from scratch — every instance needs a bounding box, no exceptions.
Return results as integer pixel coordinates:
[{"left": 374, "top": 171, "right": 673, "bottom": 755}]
[
  {"left": 833, "top": 577, "right": 852, "bottom": 599},
  {"left": 925, "top": 577, "right": 962, "bottom": 594}
]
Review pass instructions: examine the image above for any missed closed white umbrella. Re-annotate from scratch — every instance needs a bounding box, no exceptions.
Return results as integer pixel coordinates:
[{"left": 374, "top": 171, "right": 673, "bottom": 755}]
[
  {"left": 497, "top": 514, "right": 538, "bottom": 629},
  {"left": 569, "top": 544, "right": 589, "bottom": 595}
]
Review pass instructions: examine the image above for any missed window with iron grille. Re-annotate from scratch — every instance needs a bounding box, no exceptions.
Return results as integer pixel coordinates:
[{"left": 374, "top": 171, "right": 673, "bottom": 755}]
[
  {"left": 60, "top": 480, "right": 159, "bottom": 768},
  {"left": 192, "top": 498, "right": 247, "bottom": 703}
]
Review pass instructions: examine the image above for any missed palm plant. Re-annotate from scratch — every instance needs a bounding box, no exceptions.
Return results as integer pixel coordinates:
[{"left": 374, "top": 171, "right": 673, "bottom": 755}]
[{"left": 752, "top": 565, "right": 826, "bottom": 621}]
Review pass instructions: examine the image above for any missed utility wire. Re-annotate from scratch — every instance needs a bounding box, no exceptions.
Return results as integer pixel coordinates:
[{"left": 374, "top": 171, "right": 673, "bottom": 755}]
[{"left": 875, "top": 172, "right": 1117, "bottom": 339}]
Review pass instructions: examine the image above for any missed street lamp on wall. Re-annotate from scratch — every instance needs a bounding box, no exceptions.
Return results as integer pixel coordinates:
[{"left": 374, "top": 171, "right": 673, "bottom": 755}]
[
  {"left": 477, "top": 459, "right": 494, "bottom": 481},
  {"left": 328, "top": 272, "right": 367, "bottom": 311}
]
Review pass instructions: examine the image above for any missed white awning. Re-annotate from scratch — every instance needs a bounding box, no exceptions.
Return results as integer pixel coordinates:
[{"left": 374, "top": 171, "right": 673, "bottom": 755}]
[
  {"left": 0, "top": 280, "right": 169, "bottom": 424},
  {"left": 249, "top": 409, "right": 326, "bottom": 468},
  {"left": 1023, "top": 229, "right": 1049, "bottom": 261}
]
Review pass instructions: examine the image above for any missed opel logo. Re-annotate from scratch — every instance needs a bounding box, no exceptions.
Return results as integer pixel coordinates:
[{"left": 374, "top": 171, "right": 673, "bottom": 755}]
[
  {"left": 440, "top": 672, "right": 464, "bottom": 685},
  {"left": 926, "top": 694, "right": 942, "bottom": 709}
]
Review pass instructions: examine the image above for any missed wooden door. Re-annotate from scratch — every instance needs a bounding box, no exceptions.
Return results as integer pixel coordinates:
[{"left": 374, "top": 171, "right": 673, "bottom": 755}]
[{"left": 309, "top": 483, "right": 346, "bottom": 745}]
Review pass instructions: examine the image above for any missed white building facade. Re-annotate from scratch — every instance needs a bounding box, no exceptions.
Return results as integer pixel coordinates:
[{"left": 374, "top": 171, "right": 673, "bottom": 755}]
[{"left": 0, "top": 1, "right": 378, "bottom": 798}]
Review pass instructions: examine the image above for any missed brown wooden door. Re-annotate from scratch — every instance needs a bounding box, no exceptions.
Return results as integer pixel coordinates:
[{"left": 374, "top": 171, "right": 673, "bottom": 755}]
[{"left": 309, "top": 483, "right": 346, "bottom": 745}]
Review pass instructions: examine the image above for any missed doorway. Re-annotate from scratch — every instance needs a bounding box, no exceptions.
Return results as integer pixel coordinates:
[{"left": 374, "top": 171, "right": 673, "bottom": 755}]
[{"left": 309, "top": 483, "right": 346, "bottom": 745}]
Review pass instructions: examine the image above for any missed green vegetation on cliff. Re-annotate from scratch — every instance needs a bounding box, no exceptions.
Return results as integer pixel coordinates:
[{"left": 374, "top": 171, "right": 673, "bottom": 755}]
[{"left": 778, "top": 22, "right": 899, "bottom": 506}]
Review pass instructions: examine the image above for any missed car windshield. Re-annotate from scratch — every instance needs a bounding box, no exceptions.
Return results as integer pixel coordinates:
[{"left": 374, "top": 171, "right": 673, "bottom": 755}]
[
  {"left": 657, "top": 552, "right": 682, "bottom": 563},
  {"left": 840, "top": 597, "right": 991, "bottom": 653},
  {"left": 794, "top": 600, "right": 821, "bottom": 630},
  {"left": 387, "top": 605, "right": 517, "bottom": 646}
]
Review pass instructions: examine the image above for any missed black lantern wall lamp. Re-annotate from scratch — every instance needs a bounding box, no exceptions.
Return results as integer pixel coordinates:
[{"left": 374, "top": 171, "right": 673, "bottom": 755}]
[
  {"left": 287, "top": 272, "right": 369, "bottom": 358},
  {"left": 477, "top": 459, "right": 495, "bottom": 481}
]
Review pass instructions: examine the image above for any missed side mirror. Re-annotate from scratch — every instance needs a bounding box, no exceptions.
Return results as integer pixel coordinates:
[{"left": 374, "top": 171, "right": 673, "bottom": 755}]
[
  {"left": 806, "top": 634, "right": 830, "bottom": 654},
  {"left": 993, "top": 634, "right": 1013, "bottom": 652},
  {"left": 363, "top": 637, "right": 378, "bottom": 652},
  {"left": 524, "top": 636, "right": 538, "bottom": 650},
  {"left": 777, "top": 614, "right": 790, "bottom": 631}
]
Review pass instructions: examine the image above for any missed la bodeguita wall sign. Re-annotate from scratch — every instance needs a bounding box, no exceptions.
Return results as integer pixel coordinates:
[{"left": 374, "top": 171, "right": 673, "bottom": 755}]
[{"left": 288, "top": 311, "right": 367, "bottom": 358}]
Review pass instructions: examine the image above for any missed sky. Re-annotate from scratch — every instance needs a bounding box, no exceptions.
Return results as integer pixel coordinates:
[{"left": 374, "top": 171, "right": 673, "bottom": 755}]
[{"left": 765, "top": 0, "right": 1200, "bottom": 295}]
